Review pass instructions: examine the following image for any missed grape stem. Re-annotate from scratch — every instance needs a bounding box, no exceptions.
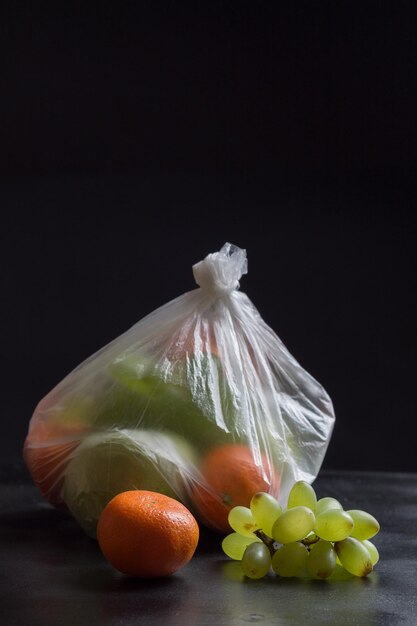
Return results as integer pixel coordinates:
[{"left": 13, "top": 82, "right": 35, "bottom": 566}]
[
  {"left": 254, "top": 529, "right": 320, "bottom": 555},
  {"left": 254, "top": 530, "right": 276, "bottom": 556}
]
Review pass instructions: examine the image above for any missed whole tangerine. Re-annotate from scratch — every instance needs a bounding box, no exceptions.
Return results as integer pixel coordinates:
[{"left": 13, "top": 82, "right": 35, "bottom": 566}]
[
  {"left": 97, "top": 490, "right": 199, "bottom": 578},
  {"left": 191, "top": 443, "right": 279, "bottom": 533}
]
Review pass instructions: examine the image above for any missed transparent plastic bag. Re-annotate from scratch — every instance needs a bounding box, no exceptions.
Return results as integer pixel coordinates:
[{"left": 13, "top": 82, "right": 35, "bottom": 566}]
[{"left": 23, "top": 243, "right": 335, "bottom": 536}]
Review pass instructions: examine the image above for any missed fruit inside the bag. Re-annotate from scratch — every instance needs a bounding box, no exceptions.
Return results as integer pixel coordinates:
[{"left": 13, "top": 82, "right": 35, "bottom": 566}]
[
  {"left": 23, "top": 412, "right": 90, "bottom": 508},
  {"left": 191, "top": 443, "right": 280, "bottom": 533},
  {"left": 63, "top": 428, "right": 196, "bottom": 538},
  {"left": 97, "top": 490, "right": 199, "bottom": 577},
  {"left": 94, "top": 350, "right": 236, "bottom": 452}
]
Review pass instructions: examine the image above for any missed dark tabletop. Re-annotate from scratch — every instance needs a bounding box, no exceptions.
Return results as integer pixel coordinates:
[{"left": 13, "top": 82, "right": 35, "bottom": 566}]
[{"left": 1, "top": 463, "right": 416, "bottom": 626}]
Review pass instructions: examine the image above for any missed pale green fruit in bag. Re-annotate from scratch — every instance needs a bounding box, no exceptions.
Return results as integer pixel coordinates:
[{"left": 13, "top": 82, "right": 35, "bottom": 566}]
[
  {"left": 63, "top": 428, "right": 196, "bottom": 538},
  {"left": 95, "top": 351, "right": 237, "bottom": 452}
]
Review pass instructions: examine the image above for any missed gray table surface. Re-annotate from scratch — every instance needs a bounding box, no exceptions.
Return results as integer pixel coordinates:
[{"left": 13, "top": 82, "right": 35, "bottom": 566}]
[{"left": 1, "top": 463, "right": 416, "bottom": 626}]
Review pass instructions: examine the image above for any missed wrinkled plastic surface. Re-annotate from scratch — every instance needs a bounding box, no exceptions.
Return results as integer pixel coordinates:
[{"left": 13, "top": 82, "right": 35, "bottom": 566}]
[{"left": 23, "top": 243, "right": 335, "bottom": 536}]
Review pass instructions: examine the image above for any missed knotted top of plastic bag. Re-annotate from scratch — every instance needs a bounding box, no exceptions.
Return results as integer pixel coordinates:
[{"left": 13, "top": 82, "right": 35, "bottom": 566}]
[{"left": 192, "top": 243, "right": 248, "bottom": 297}]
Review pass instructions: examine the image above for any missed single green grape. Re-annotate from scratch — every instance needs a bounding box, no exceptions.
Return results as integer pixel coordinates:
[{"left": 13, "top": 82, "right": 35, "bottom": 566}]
[
  {"left": 271, "top": 542, "right": 309, "bottom": 577},
  {"left": 314, "top": 509, "right": 354, "bottom": 542},
  {"left": 222, "top": 533, "right": 260, "bottom": 560},
  {"left": 241, "top": 542, "right": 272, "bottom": 579},
  {"left": 347, "top": 510, "right": 380, "bottom": 540},
  {"left": 287, "top": 481, "right": 317, "bottom": 511},
  {"left": 362, "top": 539, "right": 379, "bottom": 565},
  {"left": 250, "top": 492, "right": 282, "bottom": 536},
  {"left": 315, "top": 497, "right": 343, "bottom": 517},
  {"left": 228, "top": 506, "right": 260, "bottom": 538},
  {"left": 335, "top": 537, "right": 373, "bottom": 577},
  {"left": 272, "top": 506, "right": 315, "bottom": 544},
  {"left": 307, "top": 540, "right": 337, "bottom": 579}
]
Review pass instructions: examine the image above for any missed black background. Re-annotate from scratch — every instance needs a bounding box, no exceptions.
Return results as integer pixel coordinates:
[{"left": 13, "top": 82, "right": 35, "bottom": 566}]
[{"left": 1, "top": 1, "right": 416, "bottom": 472}]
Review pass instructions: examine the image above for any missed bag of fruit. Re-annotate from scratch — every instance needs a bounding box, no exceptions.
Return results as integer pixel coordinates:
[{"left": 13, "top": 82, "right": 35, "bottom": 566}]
[{"left": 24, "top": 243, "right": 335, "bottom": 536}]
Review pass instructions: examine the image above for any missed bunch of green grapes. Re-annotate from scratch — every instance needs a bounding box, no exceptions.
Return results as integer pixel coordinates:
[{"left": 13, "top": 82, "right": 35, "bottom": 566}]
[{"left": 222, "top": 481, "right": 380, "bottom": 580}]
